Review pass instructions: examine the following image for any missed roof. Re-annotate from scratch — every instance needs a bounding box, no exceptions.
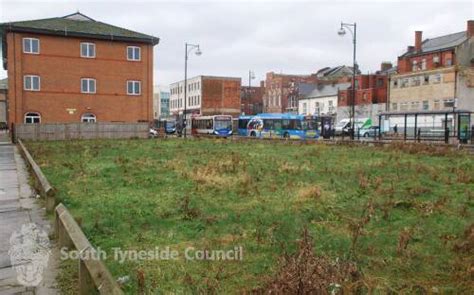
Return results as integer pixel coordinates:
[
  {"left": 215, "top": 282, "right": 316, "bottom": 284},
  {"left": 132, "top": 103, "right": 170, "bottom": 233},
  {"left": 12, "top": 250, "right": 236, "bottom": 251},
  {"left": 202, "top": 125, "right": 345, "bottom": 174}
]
[
  {"left": 315, "top": 66, "right": 360, "bottom": 78},
  {"left": 0, "top": 12, "right": 159, "bottom": 45},
  {"left": 300, "top": 83, "right": 351, "bottom": 99},
  {"left": 401, "top": 31, "right": 467, "bottom": 57},
  {"left": 0, "top": 78, "right": 7, "bottom": 90}
]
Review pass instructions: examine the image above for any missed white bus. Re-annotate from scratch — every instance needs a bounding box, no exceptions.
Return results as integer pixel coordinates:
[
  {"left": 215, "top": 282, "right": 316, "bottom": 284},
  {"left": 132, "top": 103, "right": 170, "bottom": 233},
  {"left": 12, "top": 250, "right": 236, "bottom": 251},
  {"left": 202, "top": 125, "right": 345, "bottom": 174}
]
[{"left": 191, "top": 115, "right": 233, "bottom": 137}]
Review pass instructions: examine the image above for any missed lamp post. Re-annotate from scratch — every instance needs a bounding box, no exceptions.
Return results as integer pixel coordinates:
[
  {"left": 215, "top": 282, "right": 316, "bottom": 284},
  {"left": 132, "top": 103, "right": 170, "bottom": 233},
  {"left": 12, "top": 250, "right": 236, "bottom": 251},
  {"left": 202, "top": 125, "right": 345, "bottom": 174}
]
[
  {"left": 183, "top": 42, "right": 202, "bottom": 138},
  {"left": 338, "top": 22, "right": 357, "bottom": 140},
  {"left": 247, "top": 70, "right": 255, "bottom": 114}
]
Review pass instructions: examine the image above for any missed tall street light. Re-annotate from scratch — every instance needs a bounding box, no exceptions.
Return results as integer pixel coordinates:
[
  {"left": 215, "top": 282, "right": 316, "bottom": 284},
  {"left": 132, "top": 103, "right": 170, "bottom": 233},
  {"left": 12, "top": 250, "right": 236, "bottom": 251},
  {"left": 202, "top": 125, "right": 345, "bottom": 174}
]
[
  {"left": 183, "top": 42, "right": 202, "bottom": 138},
  {"left": 338, "top": 22, "right": 357, "bottom": 140},
  {"left": 246, "top": 70, "right": 255, "bottom": 115}
]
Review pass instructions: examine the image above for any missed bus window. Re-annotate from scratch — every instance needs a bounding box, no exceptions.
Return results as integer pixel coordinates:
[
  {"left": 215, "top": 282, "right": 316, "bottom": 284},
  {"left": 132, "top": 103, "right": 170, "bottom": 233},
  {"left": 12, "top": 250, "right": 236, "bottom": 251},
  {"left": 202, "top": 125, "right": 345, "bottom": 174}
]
[
  {"left": 289, "top": 119, "right": 302, "bottom": 130},
  {"left": 264, "top": 119, "right": 273, "bottom": 130},
  {"left": 239, "top": 119, "right": 249, "bottom": 129},
  {"left": 274, "top": 119, "right": 282, "bottom": 130},
  {"left": 282, "top": 119, "right": 290, "bottom": 129}
]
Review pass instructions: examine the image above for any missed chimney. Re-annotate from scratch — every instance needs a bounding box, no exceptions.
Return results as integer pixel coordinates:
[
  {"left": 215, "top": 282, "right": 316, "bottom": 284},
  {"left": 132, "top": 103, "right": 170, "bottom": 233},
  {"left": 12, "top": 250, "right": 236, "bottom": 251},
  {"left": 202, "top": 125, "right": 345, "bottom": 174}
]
[
  {"left": 415, "top": 31, "right": 422, "bottom": 52},
  {"left": 380, "top": 62, "right": 393, "bottom": 72},
  {"left": 467, "top": 20, "right": 474, "bottom": 38}
]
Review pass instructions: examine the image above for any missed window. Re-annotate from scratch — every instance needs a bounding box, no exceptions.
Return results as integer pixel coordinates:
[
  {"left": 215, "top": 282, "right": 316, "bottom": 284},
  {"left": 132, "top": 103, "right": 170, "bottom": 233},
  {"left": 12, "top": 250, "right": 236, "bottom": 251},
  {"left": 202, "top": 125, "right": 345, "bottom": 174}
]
[
  {"left": 411, "top": 77, "right": 420, "bottom": 87},
  {"left": 400, "top": 102, "right": 408, "bottom": 111},
  {"left": 433, "top": 100, "right": 440, "bottom": 110},
  {"left": 444, "top": 99, "right": 455, "bottom": 108},
  {"left": 127, "top": 46, "right": 141, "bottom": 61},
  {"left": 412, "top": 60, "right": 418, "bottom": 71},
  {"left": 411, "top": 101, "right": 420, "bottom": 110},
  {"left": 422, "top": 100, "right": 429, "bottom": 111},
  {"left": 392, "top": 79, "right": 398, "bottom": 88},
  {"left": 127, "top": 81, "right": 141, "bottom": 95},
  {"left": 401, "top": 78, "right": 409, "bottom": 88},
  {"left": 24, "top": 112, "right": 41, "bottom": 124},
  {"left": 302, "top": 102, "right": 307, "bottom": 114},
  {"left": 421, "top": 59, "right": 427, "bottom": 70},
  {"left": 391, "top": 103, "right": 398, "bottom": 111},
  {"left": 25, "top": 113, "right": 41, "bottom": 124},
  {"left": 81, "top": 78, "right": 96, "bottom": 93},
  {"left": 80, "top": 42, "right": 95, "bottom": 58},
  {"left": 423, "top": 75, "right": 430, "bottom": 85},
  {"left": 24, "top": 75, "right": 40, "bottom": 91},
  {"left": 376, "top": 78, "right": 384, "bottom": 88},
  {"left": 81, "top": 113, "right": 96, "bottom": 123},
  {"left": 432, "top": 74, "right": 441, "bottom": 83},
  {"left": 445, "top": 58, "right": 452, "bottom": 66},
  {"left": 23, "top": 38, "right": 40, "bottom": 54}
]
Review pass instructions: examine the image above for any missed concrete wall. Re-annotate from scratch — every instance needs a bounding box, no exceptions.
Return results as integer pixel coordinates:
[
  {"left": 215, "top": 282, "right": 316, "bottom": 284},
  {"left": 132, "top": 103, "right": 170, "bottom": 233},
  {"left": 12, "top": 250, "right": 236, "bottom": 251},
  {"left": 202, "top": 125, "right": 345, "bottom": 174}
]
[{"left": 6, "top": 32, "right": 154, "bottom": 124}]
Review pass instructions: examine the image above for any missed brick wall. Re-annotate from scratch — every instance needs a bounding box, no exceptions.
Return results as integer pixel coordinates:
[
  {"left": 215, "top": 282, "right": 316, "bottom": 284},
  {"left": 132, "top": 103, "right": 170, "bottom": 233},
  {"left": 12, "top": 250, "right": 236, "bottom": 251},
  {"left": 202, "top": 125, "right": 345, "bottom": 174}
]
[
  {"left": 201, "top": 77, "right": 241, "bottom": 116},
  {"left": 7, "top": 32, "right": 154, "bottom": 124}
]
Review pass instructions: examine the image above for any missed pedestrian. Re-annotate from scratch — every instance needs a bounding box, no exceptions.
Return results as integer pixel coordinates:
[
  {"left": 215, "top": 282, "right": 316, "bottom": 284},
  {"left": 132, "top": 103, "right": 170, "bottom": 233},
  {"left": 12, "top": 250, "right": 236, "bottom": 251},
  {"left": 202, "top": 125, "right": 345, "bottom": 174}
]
[{"left": 394, "top": 124, "right": 398, "bottom": 134}]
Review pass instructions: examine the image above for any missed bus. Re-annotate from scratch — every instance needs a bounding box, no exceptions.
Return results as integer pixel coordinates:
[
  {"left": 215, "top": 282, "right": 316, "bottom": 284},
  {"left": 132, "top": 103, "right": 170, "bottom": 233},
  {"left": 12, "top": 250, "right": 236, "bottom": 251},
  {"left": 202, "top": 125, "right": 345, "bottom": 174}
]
[
  {"left": 191, "top": 115, "right": 233, "bottom": 137},
  {"left": 153, "top": 119, "right": 177, "bottom": 134},
  {"left": 237, "top": 115, "right": 253, "bottom": 136},
  {"left": 246, "top": 113, "right": 321, "bottom": 139}
]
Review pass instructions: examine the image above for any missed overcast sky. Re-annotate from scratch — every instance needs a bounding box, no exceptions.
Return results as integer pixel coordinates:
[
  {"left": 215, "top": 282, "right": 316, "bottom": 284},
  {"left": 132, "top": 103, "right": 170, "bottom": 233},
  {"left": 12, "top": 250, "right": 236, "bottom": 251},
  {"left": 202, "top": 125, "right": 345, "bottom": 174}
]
[{"left": 1, "top": 0, "right": 473, "bottom": 90}]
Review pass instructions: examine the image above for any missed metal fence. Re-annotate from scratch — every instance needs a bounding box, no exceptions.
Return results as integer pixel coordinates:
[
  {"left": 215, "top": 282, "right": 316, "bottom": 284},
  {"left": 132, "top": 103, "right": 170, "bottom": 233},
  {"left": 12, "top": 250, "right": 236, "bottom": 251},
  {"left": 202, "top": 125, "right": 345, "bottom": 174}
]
[{"left": 13, "top": 122, "right": 149, "bottom": 141}]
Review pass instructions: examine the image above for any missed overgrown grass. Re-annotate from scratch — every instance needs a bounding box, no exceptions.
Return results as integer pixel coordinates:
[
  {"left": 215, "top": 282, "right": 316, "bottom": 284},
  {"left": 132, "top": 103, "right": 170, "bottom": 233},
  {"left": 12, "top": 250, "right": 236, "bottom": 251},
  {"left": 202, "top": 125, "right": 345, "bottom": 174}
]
[{"left": 27, "top": 138, "right": 474, "bottom": 293}]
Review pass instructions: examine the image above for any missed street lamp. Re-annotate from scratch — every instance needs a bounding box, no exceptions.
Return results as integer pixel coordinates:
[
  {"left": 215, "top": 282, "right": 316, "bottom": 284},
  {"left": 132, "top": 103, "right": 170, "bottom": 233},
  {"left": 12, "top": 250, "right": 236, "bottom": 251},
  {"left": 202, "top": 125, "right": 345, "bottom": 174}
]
[
  {"left": 183, "top": 42, "right": 202, "bottom": 138},
  {"left": 338, "top": 21, "right": 357, "bottom": 140},
  {"left": 246, "top": 70, "right": 255, "bottom": 115}
]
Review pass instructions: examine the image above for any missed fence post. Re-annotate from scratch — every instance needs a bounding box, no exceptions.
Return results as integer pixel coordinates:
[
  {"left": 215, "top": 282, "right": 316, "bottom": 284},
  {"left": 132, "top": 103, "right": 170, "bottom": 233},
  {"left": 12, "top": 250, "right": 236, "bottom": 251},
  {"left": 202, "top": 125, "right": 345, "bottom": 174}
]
[
  {"left": 417, "top": 128, "right": 421, "bottom": 142},
  {"left": 79, "top": 259, "right": 97, "bottom": 295},
  {"left": 11, "top": 123, "right": 15, "bottom": 143},
  {"left": 445, "top": 128, "right": 449, "bottom": 144}
]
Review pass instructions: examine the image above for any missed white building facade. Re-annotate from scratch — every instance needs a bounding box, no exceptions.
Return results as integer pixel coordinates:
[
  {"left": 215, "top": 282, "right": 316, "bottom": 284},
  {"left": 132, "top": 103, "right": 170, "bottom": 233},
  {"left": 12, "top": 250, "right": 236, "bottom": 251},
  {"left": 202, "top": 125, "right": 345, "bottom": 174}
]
[
  {"left": 298, "top": 83, "right": 350, "bottom": 118},
  {"left": 169, "top": 76, "right": 202, "bottom": 115}
]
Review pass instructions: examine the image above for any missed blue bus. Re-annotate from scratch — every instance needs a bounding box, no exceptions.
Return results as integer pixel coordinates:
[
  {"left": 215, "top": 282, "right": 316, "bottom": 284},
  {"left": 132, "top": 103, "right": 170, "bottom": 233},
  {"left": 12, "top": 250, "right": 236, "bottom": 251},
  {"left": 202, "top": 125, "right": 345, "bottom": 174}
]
[
  {"left": 237, "top": 115, "right": 253, "bottom": 136},
  {"left": 246, "top": 113, "right": 321, "bottom": 139}
]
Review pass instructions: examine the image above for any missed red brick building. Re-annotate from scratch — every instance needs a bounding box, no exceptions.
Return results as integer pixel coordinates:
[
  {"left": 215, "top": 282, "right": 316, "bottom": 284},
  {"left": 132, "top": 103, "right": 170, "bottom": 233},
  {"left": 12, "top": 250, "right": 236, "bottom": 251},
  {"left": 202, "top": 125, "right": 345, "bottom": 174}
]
[
  {"left": 169, "top": 76, "right": 241, "bottom": 117},
  {"left": 337, "top": 63, "right": 393, "bottom": 123},
  {"left": 0, "top": 12, "right": 159, "bottom": 125},
  {"left": 389, "top": 20, "right": 474, "bottom": 113},
  {"left": 240, "top": 81, "right": 264, "bottom": 115}
]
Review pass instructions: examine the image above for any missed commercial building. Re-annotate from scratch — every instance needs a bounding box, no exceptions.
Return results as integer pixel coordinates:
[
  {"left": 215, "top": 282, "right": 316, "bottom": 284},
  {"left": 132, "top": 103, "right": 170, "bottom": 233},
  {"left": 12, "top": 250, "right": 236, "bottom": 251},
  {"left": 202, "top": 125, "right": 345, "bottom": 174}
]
[
  {"left": 0, "top": 12, "right": 159, "bottom": 125},
  {"left": 169, "top": 75, "right": 241, "bottom": 117},
  {"left": 388, "top": 20, "right": 474, "bottom": 113}
]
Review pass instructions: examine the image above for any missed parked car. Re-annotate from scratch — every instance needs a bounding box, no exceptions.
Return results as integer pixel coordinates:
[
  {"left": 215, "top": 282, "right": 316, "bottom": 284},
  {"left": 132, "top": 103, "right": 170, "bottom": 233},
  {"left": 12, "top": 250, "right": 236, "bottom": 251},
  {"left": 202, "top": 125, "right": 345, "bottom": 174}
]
[
  {"left": 149, "top": 128, "right": 159, "bottom": 138},
  {"left": 358, "top": 126, "right": 379, "bottom": 138}
]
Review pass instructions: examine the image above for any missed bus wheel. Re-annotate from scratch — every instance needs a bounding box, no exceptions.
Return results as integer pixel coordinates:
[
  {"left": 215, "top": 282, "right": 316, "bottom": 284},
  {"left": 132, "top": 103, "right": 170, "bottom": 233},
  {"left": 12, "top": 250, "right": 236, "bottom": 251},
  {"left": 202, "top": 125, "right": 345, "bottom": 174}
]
[
  {"left": 283, "top": 132, "right": 289, "bottom": 138},
  {"left": 250, "top": 131, "right": 256, "bottom": 137}
]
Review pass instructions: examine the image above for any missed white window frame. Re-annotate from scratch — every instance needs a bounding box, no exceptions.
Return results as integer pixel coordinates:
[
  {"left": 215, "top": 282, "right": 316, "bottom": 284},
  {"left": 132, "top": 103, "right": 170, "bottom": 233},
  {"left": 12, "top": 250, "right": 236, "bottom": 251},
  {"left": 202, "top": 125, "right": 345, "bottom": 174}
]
[
  {"left": 127, "top": 80, "right": 141, "bottom": 95},
  {"left": 81, "top": 113, "right": 97, "bottom": 123},
  {"left": 23, "top": 38, "right": 40, "bottom": 54},
  {"left": 23, "top": 75, "right": 40, "bottom": 91},
  {"left": 80, "top": 42, "right": 96, "bottom": 58},
  {"left": 127, "top": 46, "right": 141, "bottom": 61},
  {"left": 24, "top": 112, "right": 41, "bottom": 124},
  {"left": 81, "top": 78, "right": 96, "bottom": 94}
]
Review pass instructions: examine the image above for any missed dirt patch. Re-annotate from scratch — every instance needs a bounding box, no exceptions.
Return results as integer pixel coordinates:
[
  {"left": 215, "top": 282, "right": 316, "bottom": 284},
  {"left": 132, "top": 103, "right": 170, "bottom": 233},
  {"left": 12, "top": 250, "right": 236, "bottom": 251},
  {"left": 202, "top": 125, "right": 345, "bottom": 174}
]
[{"left": 258, "top": 228, "right": 360, "bottom": 294}]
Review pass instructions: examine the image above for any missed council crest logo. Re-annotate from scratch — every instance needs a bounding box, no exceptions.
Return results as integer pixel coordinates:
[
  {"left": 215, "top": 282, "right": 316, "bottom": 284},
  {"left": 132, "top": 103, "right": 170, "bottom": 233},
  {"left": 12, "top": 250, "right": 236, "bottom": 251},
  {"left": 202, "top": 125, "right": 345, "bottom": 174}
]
[{"left": 8, "top": 223, "right": 51, "bottom": 287}]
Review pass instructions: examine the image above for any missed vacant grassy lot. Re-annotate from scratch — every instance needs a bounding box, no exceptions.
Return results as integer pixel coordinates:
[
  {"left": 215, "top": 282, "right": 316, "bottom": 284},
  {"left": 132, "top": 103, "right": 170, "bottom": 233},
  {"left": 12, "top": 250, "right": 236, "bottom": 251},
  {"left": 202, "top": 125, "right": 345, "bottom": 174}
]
[{"left": 27, "top": 139, "right": 473, "bottom": 293}]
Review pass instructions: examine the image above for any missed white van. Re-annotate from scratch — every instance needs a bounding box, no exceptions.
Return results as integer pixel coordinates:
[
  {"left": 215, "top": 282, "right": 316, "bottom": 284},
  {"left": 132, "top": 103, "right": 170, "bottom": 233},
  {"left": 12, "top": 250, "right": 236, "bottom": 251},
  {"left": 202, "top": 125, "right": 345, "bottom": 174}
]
[{"left": 335, "top": 118, "right": 371, "bottom": 136}]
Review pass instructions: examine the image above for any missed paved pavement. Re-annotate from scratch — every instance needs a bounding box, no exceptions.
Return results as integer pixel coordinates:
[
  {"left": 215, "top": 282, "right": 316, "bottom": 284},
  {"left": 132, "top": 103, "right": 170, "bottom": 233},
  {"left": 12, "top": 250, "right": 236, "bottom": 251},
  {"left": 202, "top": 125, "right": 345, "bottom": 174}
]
[{"left": 0, "top": 131, "right": 57, "bottom": 294}]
